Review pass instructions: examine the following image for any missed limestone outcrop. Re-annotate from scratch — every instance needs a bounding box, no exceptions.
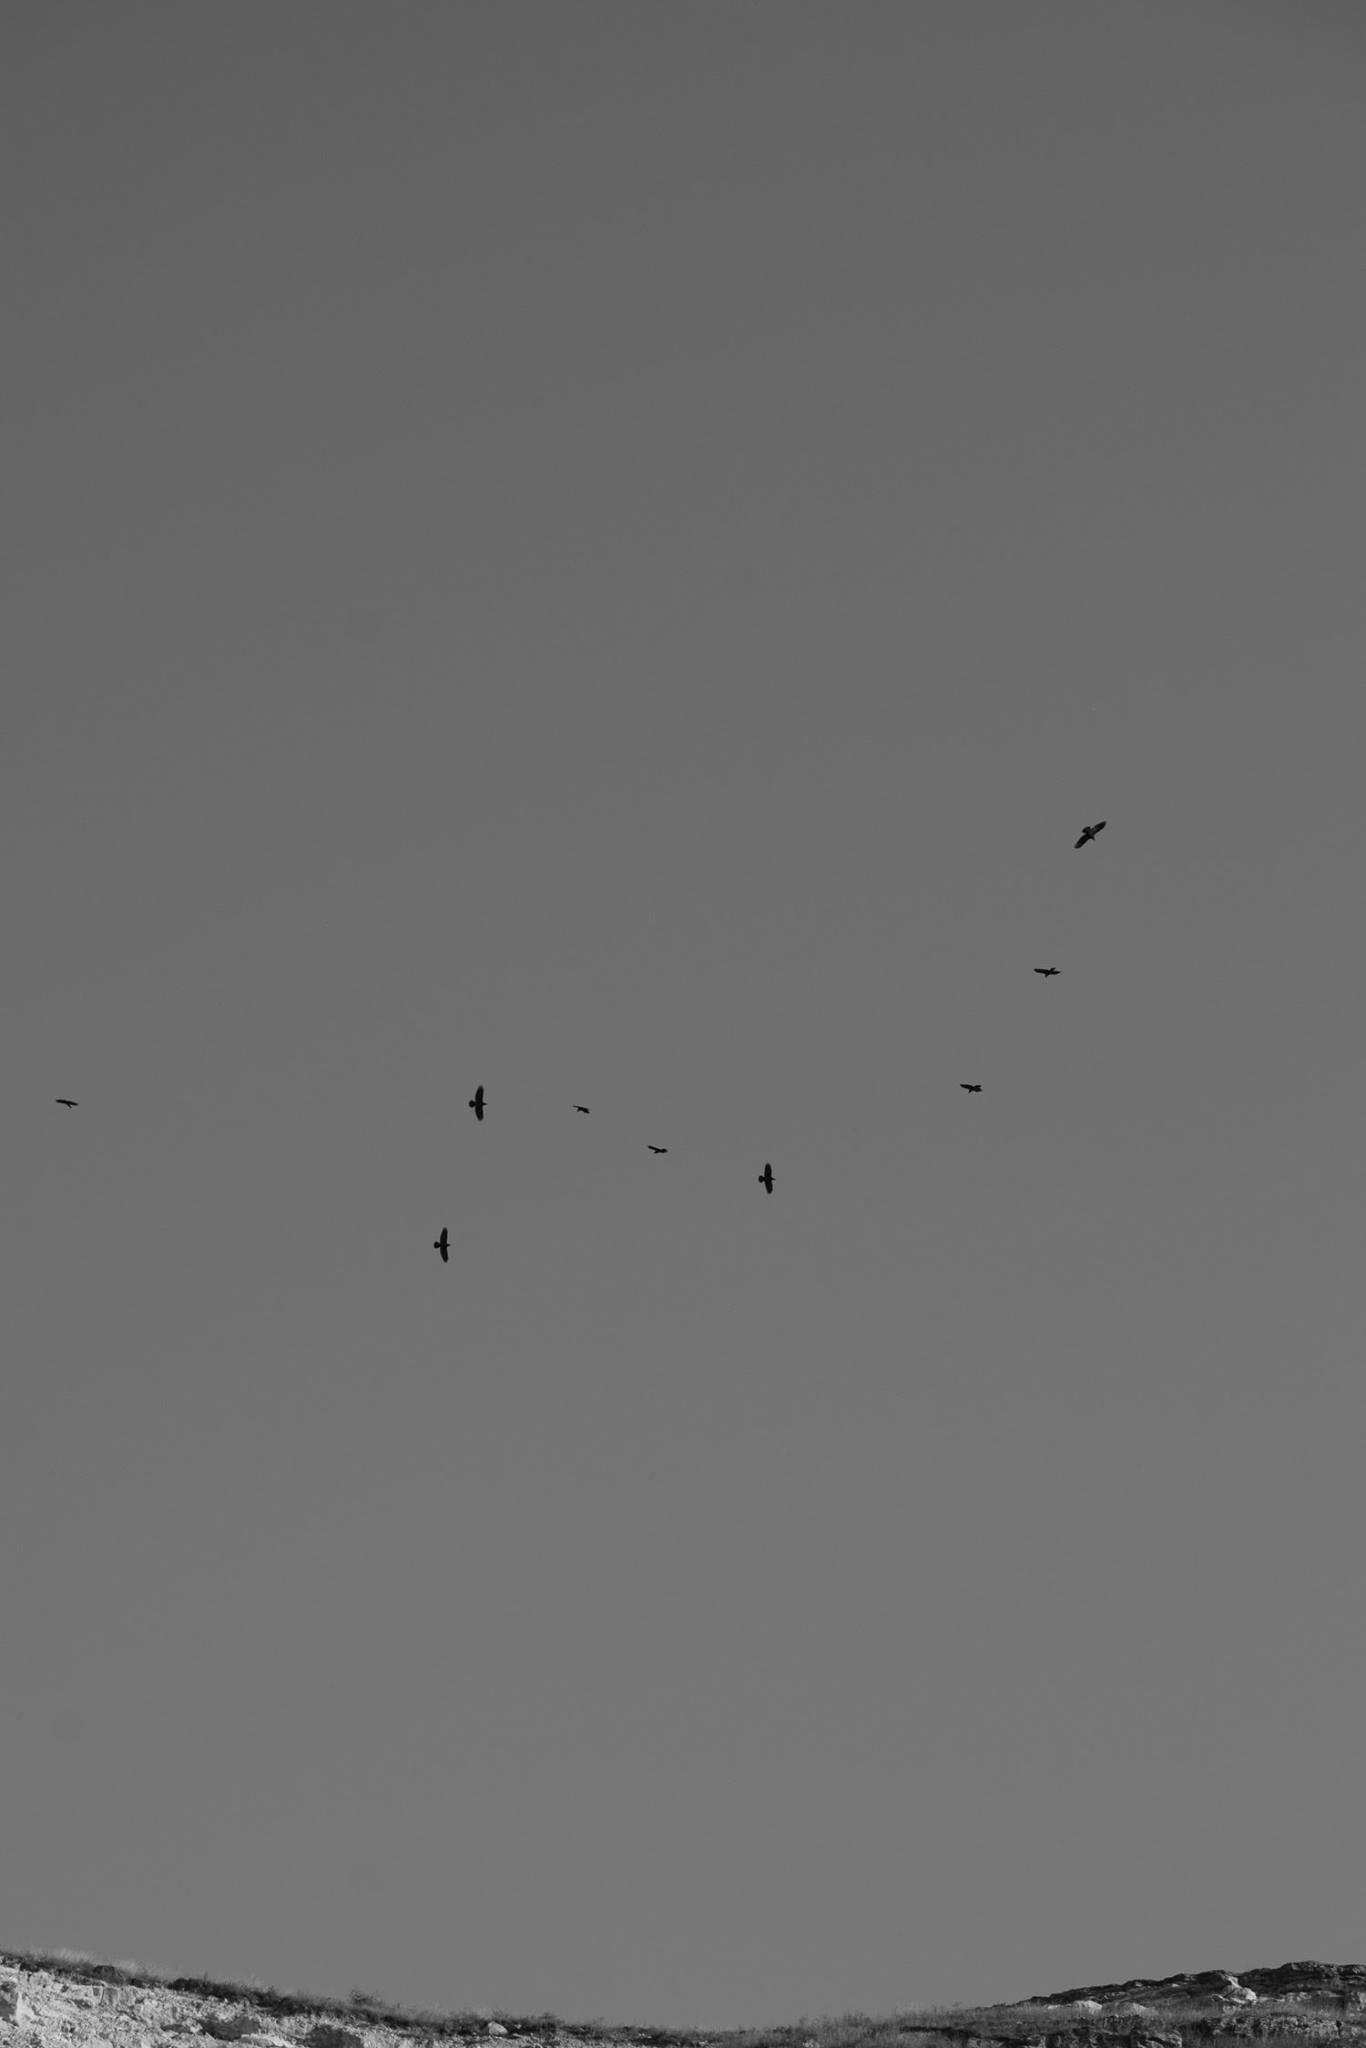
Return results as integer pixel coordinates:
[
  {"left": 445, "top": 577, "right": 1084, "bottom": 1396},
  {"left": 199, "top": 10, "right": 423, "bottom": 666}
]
[
  {"left": 1021, "top": 1965, "right": 1366, "bottom": 2017},
  {"left": 0, "top": 1963, "right": 555, "bottom": 2048}
]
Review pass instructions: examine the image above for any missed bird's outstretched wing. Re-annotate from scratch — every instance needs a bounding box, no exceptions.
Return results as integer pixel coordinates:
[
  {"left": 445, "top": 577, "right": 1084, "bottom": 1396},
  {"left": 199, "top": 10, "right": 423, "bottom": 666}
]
[
  {"left": 648, "top": 1144, "right": 668, "bottom": 1153},
  {"left": 573, "top": 1104, "right": 590, "bottom": 1113},
  {"left": 55, "top": 1098, "right": 78, "bottom": 1107},
  {"left": 434, "top": 1229, "right": 449, "bottom": 1262}
]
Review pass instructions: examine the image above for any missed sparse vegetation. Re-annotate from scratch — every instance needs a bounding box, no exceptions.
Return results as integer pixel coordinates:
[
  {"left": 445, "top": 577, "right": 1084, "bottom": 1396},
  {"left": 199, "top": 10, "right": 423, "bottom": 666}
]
[{"left": 1, "top": 1950, "right": 1362, "bottom": 2048}]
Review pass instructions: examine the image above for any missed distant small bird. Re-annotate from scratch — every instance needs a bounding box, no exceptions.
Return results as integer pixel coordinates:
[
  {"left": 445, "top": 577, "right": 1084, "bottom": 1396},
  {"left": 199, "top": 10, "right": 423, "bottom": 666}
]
[
  {"left": 573, "top": 1104, "right": 590, "bottom": 1114},
  {"left": 55, "top": 1098, "right": 78, "bottom": 1107},
  {"left": 433, "top": 1227, "right": 449, "bottom": 1264},
  {"left": 647, "top": 1144, "right": 668, "bottom": 1154},
  {"left": 1074, "top": 819, "right": 1106, "bottom": 849},
  {"left": 758, "top": 1162, "right": 774, "bottom": 1193},
  {"left": 960, "top": 1083, "right": 983, "bottom": 1094},
  {"left": 468, "top": 1085, "right": 485, "bottom": 1121},
  {"left": 1034, "top": 966, "right": 1060, "bottom": 978}
]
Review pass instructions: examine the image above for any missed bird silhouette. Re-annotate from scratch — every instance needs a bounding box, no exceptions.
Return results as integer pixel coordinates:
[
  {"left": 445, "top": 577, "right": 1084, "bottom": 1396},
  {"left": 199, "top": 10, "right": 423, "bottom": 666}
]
[
  {"left": 647, "top": 1144, "right": 668, "bottom": 1154},
  {"left": 960, "top": 1083, "right": 983, "bottom": 1094},
  {"left": 1074, "top": 819, "right": 1106, "bottom": 849},
  {"left": 758, "top": 1162, "right": 774, "bottom": 1193},
  {"left": 433, "top": 1227, "right": 449, "bottom": 1264},
  {"left": 573, "top": 1104, "right": 590, "bottom": 1114},
  {"left": 1034, "top": 966, "right": 1060, "bottom": 978},
  {"left": 468, "top": 1085, "right": 485, "bottom": 1121},
  {"left": 55, "top": 1098, "right": 78, "bottom": 1108}
]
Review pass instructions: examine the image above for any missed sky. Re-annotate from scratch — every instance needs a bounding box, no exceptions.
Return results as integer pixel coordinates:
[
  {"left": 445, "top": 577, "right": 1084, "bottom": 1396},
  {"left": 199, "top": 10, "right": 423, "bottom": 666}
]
[{"left": 4, "top": 0, "right": 1366, "bottom": 2031}]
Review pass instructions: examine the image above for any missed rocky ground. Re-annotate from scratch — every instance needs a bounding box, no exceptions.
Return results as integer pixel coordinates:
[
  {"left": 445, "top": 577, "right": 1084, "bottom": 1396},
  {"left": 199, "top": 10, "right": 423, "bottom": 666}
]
[
  {"left": 0, "top": 1963, "right": 562, "bottom": 2048},
  {"left": 907, "top": 1963, "right": 1366, "bottom": 2048},
  {"left": 3, "top": 1954, "right": 1365, "bottom": 2048}
]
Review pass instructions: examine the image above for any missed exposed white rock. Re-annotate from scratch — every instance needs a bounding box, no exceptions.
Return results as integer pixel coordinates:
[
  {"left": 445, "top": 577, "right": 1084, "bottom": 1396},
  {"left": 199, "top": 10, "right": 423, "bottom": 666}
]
[{"left": 0, "top": 1970, "right": 25, "bottom": 2025}]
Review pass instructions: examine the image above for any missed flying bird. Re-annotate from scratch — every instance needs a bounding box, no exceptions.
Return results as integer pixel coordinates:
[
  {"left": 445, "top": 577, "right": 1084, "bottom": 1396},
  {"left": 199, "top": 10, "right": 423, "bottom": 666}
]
[
  {"left": 647, "top": 1144, "right": 668, "bottom": 1154},
  {"left": 1034, "top": 966, "right": 1060, "bottom": 978},
  {"left": 573, "top": 1104, "right": 590, "bottom": 1114},
  {"left": 1074, "top": 819, "right": 1107, "bottom": 849},
  {"left": 55, "top": 1098, "right": 78, "bottom": 1107},
  {"left": 758, "top": 1162, "right": 774, "bottom": 1193},
  {"left": 960, "top": 1083, "right": 983, "bottom": 1094},
  {"left": 468, "top": 1086, "right": 485, "bottom": 1121},
  {"left": 433, "top": 1228, "right": 449, "bottom": 1264}
]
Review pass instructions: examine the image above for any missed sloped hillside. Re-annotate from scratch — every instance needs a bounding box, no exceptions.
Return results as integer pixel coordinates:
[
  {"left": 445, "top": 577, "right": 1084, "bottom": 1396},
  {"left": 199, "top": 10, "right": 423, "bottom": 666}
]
[{"left": 2, "top": 1952, "right": 1365, "bottom": 2048}]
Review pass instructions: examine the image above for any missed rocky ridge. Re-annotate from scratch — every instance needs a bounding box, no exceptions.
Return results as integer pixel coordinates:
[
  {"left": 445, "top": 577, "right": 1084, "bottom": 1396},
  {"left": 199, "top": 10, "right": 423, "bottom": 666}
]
[
  {"left": 991, "top": 1965, "right": 1366, "bottom": 2048},
  {"left": 1021, "top": 1966, "right": 1366, "bottom": 2014}
]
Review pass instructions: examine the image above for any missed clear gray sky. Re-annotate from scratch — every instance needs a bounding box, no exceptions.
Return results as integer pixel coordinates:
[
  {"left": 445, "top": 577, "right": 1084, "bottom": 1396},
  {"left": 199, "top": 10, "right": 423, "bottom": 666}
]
[{"left": 5, "top": 0, "right": 1366, "bottom": 2030}]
